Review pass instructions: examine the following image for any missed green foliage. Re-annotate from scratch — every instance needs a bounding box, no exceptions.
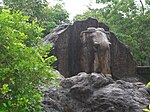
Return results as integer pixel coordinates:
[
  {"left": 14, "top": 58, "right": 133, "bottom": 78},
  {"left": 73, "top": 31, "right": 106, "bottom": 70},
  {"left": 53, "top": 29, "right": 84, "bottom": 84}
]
[
  {"left": 3, "top": 0, "right": 48, "bottom": 24},
  {"left": 143, "top": 105, "right": 150, "bottom": 112},
  {"left": 40, "top": 3, "right": 69, "bottom": 35},
  {"left": 74, "top": 0, "right": 150, "bottom": 65},
  {"left": 147, "top": 82, "right": 150, "bottom": 86},
  {"left": 3, "top": 0, "right": 69, "bottom": 35},
  {"left": 143, "top": 83, "right": 150, "bottom": 112},
  {"left": 96, "top": 0, "right": 118, "bottom": 4},
  {"left": 146, "top": 0, "right": 150, "bottom": 5},
  {"left": 0, "top": 9, "right": 57, "bottom": 111}
]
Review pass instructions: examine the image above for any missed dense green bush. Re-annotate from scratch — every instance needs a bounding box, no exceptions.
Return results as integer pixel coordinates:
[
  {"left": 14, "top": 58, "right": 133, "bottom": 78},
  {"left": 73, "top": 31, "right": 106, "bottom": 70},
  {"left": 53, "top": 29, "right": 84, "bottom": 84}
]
[{"left": 0, "top": 9, "right": 57, "bottom": 111}]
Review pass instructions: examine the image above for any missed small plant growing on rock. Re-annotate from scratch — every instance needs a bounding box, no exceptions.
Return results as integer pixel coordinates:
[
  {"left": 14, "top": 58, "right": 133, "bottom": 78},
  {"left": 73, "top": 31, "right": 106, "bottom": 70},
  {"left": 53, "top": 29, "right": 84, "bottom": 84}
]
[
  {"left": 143, "top": 105, "right": 150, "bottom": 112},
  {"left": 147, "top": 82, "right": 150, "bottom": 86},
  {"left": 143, "top": 82, "right": 150, "bottom": 112}
]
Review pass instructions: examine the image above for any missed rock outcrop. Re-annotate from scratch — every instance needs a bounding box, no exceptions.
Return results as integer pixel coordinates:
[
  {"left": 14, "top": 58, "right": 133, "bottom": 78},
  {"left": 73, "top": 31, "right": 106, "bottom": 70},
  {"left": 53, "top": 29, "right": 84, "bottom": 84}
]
[
  {"left": 39, "top": 18, "right": 149, "bottom": 112},
  {"left": 42, "top": 17, "right": 136, "bottom": 79},
  {"left": 136, "top": 66, "right": 150, "bottom": 83},
  {"left": 41, "top": 72, "right": 150, "bottom": 112}
]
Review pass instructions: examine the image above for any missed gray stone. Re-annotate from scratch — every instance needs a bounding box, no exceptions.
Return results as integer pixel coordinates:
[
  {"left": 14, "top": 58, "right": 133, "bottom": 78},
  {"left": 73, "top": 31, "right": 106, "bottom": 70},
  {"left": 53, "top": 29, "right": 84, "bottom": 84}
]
[
  {"left": 136, "top": 66, "right": 150, "bottom": 83},
  {"left": 41, "top": 72, "right": 150, "bottom": 112}
]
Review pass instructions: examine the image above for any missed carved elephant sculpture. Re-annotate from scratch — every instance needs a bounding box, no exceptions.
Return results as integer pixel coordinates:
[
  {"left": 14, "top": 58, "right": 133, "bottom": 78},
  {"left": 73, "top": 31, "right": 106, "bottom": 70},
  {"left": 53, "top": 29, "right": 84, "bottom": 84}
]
[{"left": 80, "top": 27, "right": 111, "bottom": 75}]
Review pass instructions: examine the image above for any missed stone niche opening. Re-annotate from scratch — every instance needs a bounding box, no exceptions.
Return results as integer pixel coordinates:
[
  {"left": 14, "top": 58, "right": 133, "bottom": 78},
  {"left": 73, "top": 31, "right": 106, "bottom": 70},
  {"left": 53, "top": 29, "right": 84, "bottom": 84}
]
[{"left": 42, "top": 18, "right": 137, "bottom": 80}]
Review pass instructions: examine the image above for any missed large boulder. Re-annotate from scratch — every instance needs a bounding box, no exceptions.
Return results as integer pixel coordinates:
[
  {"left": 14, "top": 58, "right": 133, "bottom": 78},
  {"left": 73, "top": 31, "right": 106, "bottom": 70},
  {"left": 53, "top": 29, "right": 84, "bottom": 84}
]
[
  {"left": 41, "top": 18, "right": 136, "bottom": 79},
  {"left": 41, "top": 72, "right": 150, "bottom": 112}
]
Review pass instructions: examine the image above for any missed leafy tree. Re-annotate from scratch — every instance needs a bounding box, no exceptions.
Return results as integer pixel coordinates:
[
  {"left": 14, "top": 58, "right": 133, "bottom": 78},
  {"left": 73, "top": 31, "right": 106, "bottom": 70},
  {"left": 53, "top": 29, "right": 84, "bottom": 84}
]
[
  {"left": 3, "top": 0, "right": 47, "bottom": 20},
  {"left": 3, "top": 0, "right": 69, "bottom": 35},
  {"left": 0, "top": 9, "right": 57, "bottom": 111},
  {"left": 40, "top": 3, "right": 69, "bottom": 35},
  {"left": 74, "top": 0, "right": 150, "bottom": 65}
]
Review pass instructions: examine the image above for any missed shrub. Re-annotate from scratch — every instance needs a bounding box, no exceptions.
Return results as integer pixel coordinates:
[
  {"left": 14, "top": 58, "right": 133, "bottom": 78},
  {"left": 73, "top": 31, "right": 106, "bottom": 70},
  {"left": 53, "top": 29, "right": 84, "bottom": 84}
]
[
  {"left": 0, "top": 9, "right": 56, "bottom": 111},
  {"left": 143, "top": 82, "right": 150, "bottom": 112},
  {"left": 143, "top": 105, "right": 150, "bottom": 112}
]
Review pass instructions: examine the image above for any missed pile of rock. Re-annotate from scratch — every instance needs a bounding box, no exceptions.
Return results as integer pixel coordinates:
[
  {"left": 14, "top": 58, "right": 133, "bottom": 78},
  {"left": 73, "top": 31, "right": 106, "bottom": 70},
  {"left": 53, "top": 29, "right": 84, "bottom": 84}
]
[{"left": 41, "top": 72, "right": 150, "bottom": 112}]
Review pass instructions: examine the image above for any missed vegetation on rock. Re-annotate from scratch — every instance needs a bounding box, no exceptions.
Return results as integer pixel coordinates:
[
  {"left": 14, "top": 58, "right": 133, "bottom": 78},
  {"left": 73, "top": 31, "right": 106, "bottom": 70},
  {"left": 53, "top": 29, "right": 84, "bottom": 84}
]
[{"left": 143, "top": 82, "right": 150, "bottom": 112}]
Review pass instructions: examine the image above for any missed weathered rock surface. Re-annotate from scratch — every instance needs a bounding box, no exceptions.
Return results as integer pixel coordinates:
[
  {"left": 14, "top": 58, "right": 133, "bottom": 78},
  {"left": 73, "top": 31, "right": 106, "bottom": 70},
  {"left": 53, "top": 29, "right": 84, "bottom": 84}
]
[
  {"left": 42, "top": 18, "right": 136, "bottom": 79},
  {"left": 136, "top": 66, "right": 150, "bottom": 83},
  {"left": 41, "top": 72, "right": 150, "bottom": 112}
]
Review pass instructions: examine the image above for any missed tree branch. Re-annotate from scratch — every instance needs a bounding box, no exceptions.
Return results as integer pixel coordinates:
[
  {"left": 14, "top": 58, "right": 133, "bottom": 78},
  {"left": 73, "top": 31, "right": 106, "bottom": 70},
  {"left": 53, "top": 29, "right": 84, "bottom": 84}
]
[{"left": 139, "top": 0, "right": 145, "bottom": 14}]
